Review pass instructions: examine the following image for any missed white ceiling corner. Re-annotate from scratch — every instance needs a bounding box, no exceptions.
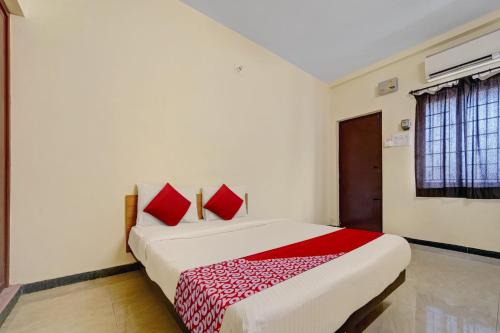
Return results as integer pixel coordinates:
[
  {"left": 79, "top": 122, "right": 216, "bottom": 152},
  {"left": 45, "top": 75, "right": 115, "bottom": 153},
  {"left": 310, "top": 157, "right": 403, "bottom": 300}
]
[{"left": 181, "top": 0, "right": 500, "bottom": 83}]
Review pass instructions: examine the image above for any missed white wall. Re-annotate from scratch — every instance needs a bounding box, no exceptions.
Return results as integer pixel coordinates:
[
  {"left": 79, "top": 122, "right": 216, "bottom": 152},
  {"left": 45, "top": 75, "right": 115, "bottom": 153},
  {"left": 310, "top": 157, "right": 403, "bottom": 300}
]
[
  {"left": 9, "top": 0, "right": 330, "bottom": 284},
  {"left": 330, "top": 20, "right": 500, "bottom": 253}
]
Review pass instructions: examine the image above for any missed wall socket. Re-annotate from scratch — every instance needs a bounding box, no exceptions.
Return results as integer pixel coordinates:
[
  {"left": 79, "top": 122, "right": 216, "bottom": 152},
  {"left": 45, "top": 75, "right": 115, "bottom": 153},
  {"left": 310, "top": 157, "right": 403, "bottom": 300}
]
[{"left": 384, "top": 132, "right": 411, "bottom": 148}]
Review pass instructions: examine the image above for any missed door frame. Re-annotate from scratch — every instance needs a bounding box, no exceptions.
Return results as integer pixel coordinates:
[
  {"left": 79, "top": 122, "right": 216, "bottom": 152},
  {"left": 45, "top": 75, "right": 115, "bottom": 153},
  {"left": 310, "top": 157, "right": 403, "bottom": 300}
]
[
  {"left": 0, "top": 0, "right": 10, "bottom": 288},
  {"left": 336, "top": 110, "right": 382, "bottom": 229}
]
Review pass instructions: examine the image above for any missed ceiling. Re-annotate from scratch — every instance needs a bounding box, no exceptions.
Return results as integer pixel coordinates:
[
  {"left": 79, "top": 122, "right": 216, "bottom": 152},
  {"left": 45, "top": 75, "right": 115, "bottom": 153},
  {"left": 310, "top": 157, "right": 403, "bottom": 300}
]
[{"left": 181, "top": 0, "right": 500, "bottom": 83}]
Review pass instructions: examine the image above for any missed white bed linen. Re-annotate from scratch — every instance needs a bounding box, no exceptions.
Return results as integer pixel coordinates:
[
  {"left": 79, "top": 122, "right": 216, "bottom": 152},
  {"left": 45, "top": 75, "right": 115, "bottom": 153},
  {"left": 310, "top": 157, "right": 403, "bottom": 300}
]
[{"left": 129, "top": 218, "right": 411, "bottom": 333}]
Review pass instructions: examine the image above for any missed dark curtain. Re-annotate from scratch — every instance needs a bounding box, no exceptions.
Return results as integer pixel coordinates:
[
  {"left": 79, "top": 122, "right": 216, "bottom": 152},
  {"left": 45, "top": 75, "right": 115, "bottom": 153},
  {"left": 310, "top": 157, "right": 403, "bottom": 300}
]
[{"left": 414, "top": 74, "right": 500, "bottom": 199}]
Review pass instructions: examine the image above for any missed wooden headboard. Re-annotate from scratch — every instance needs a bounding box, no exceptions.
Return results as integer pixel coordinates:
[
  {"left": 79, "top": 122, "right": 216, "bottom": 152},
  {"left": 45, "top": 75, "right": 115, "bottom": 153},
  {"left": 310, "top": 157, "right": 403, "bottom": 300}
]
[{"left": 125, "top": 193, "right": 248, "bottom": 252}]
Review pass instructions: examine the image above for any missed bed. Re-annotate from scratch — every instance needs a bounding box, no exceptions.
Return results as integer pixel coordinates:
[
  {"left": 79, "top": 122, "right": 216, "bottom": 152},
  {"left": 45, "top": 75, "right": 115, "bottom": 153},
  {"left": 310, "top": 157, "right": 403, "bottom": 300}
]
[{"left": 125, "top": 194, "right": 411, "bottom": 333}]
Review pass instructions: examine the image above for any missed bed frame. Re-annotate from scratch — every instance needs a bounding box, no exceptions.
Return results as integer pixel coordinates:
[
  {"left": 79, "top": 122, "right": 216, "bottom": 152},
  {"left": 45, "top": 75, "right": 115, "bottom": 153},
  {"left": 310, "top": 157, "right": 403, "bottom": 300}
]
[{"left": 125, "top": 194, "right": 405, "bottom": 333}]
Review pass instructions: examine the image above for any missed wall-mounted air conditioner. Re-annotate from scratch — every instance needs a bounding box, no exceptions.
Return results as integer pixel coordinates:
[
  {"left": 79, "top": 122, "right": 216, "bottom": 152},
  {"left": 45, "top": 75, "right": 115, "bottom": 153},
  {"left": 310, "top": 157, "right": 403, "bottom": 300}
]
[{"left": 425, "top": 29, "right": 500, "bottom": 82}]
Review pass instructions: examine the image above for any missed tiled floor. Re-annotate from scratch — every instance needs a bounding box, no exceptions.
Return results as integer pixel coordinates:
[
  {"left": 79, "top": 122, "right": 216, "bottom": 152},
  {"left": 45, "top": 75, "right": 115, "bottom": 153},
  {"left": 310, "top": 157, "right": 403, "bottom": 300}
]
[{"left": 1, "top": 244, "right": 499, "bottom": 333}]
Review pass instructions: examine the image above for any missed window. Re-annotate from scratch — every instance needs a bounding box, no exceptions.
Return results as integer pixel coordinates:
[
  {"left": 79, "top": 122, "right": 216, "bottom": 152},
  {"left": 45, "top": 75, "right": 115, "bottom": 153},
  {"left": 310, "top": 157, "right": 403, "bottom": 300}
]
[{"left": 413, "top": 74, "right": 500, "bottom": 199}]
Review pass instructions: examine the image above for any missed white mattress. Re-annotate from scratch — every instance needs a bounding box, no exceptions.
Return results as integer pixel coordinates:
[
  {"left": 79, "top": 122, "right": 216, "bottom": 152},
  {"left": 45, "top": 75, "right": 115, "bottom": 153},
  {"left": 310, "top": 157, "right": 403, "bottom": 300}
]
[{"left": 129, "top": 218, "right": 411, "bottom": 333}]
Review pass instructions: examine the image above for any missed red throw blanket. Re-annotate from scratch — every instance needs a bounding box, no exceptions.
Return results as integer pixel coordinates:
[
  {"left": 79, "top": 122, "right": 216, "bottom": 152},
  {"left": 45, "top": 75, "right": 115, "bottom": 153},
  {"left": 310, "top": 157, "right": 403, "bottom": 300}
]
[{"left": 174, "top": 228, "right": 383, "bottom": 333}]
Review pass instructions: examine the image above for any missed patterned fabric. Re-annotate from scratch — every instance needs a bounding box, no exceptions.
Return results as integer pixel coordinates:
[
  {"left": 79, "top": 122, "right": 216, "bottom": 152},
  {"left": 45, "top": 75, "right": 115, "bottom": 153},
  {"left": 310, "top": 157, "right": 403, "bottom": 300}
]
[
  {"left": 174, "top": 254, "right": 342, "bottom": 333},
  {"left": 173, "top": 228, "right": 383, "bottom": 333}
]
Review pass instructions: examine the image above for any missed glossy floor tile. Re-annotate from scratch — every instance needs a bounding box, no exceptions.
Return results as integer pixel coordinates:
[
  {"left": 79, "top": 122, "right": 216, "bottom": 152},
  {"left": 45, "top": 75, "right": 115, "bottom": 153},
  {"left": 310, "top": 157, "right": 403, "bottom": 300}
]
[
  {"left": 1, "top": 244, "right": 499, "bottom": 333},
  {"left": 361, "top": 244, "right": 500, "bottom": 333}
]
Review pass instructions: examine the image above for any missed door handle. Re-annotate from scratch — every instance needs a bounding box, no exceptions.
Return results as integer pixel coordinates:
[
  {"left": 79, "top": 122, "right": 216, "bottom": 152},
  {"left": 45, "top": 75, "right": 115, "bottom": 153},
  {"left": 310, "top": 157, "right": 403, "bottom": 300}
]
[{"left": 372, "top": 198, "right": 382, "bottom": 201}]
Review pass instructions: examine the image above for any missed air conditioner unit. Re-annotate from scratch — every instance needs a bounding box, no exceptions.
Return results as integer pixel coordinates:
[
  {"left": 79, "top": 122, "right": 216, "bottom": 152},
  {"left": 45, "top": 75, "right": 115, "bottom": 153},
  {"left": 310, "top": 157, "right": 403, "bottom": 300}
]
[{"left": 425, "top": 29, "right": 500, "bottom": 82}]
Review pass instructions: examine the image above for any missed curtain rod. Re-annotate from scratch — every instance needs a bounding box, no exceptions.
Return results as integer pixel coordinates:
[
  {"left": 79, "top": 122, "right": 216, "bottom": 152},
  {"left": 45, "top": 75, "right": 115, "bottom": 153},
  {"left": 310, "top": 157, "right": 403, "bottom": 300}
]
[{"left": 408, "top": 64, "right": 500, "bottom": 95}]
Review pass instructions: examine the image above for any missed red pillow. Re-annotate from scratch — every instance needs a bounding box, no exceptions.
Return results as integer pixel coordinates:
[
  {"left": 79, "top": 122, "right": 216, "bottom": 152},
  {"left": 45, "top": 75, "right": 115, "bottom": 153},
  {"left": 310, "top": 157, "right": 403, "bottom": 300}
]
[
  {"left": 143, "top": 183, "right": 191, "bottom": 226},
  {"left": 204, "top": 184, "right": 244, "bottom": 220}
]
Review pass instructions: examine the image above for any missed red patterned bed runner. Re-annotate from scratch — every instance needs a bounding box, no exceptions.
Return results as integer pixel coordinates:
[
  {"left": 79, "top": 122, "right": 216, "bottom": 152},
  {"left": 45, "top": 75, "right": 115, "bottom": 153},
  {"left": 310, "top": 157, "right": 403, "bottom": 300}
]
[{"left": 174, "top": 228, "right": 382, "bottom": 333}]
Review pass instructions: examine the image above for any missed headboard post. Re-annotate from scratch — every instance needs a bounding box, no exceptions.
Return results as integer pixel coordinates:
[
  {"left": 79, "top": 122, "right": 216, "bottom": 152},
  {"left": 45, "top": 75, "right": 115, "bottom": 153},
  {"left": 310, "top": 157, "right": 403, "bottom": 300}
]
[
  {"left": 196, "top": 194, "right": 203, "bottom": 220},
  {"left": 245, "top": 193, "right": 248, "bottom": 213},
  {"left": 125, "top": 195, "right": 138, "bottom": 253}
]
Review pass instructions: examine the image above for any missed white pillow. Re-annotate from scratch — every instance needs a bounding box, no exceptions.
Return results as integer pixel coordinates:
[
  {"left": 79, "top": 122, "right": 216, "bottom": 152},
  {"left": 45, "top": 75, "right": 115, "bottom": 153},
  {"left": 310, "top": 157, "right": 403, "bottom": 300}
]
[
  {"left": 202, "top": 185, "right": 247, "bottom": 221},
  {"left": 136, "top": 183, "right": 200, "bottom": 226}
]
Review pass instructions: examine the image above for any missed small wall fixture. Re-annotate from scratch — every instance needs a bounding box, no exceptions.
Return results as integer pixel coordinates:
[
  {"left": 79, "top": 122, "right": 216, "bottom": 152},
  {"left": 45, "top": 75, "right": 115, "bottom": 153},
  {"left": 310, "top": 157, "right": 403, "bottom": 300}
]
[
  {"left": 401, "top": 119, "right": 411, "bottom": 131},
  {"left": 378, "top": 77, "right": 398, "bottom": 95}
]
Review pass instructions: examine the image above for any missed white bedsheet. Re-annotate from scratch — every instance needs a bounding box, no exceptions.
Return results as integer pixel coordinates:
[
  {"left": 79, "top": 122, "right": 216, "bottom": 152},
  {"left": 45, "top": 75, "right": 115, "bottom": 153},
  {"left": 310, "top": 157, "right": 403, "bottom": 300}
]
[{"left": 129, "top": 218, "right": 411, "bottom": 333}]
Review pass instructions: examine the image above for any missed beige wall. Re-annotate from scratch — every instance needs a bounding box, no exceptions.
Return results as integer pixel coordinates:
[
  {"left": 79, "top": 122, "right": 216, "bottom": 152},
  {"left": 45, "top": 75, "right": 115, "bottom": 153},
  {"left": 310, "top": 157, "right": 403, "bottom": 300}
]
[
  {"left": 9, "top": 0, "right": 330, "bottom": 284},
  {"left": 330, "top": 20, "right": 500, "bottom": 253}
]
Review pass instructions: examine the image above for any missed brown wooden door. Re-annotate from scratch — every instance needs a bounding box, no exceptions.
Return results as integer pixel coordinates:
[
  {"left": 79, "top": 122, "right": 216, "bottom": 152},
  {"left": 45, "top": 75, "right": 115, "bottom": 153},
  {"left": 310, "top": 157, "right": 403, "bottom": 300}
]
[
  {"left": 339, "top": 112, "right": 382, "bottom": 232},
  {"left": 0, "top": 3, "right": 8, "bottom": 290}
]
